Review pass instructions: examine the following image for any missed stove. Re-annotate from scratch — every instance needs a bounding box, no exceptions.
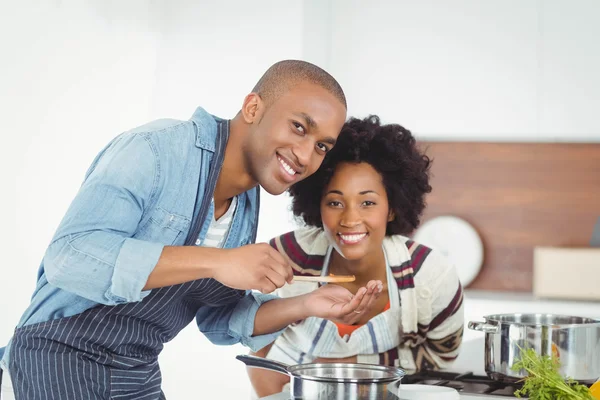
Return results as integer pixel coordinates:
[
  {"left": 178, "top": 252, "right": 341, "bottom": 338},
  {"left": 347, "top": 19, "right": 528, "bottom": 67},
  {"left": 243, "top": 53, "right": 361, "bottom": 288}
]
[
  {"left": 401, "top": 370, "right": 523, "bottom": 399},
  {"left": 259, "top": 371, "right": 525, "bottom": 399},
  {"left": 260, "top": 370, "right": 591, "bottom": 399}
]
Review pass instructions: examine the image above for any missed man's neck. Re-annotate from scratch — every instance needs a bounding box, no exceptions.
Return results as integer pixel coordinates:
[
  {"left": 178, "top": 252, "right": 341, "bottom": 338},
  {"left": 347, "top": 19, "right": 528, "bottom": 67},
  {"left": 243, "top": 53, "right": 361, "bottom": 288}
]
[{"left": 213, "top": 116, "right": 257, "bottom": 208}]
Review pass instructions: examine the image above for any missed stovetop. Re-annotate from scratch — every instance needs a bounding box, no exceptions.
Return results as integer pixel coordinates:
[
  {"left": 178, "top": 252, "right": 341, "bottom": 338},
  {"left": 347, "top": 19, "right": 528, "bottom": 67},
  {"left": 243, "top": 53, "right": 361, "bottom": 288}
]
[
  {"left": 401, "top": 370, "right": 523, "bottom": 397},
  {"left": 261, "top": 370, "right": 593, "bottom": 399},
  {"left": 260, "top": 370, "right": 525, "bottom": 399}
]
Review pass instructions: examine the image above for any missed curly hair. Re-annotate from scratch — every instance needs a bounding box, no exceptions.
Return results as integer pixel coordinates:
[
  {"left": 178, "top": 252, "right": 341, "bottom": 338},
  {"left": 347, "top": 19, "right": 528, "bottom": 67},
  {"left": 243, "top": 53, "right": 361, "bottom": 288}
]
[{"left": 289, "top": 115, "right": 432, "bottom": 236}]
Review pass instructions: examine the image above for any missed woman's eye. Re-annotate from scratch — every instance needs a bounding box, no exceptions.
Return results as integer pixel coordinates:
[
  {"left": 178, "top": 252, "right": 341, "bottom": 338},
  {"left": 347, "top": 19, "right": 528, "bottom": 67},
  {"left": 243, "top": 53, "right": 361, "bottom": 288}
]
[
  {"left": 293, "top": 122, "right": 305, "bottom": 134},
  {"left": 363, "top": 201, "right": 375, "bottom": 206},
  {"left": 327, "top": 201, "right": 342, "bottom": 207}
]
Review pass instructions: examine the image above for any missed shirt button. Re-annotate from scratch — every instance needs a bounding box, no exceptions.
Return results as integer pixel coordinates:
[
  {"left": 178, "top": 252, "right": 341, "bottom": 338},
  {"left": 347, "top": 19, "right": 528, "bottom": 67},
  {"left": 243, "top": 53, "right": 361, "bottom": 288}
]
[{"left": 195, "top": 239, "right": 201, "bottom": 245}]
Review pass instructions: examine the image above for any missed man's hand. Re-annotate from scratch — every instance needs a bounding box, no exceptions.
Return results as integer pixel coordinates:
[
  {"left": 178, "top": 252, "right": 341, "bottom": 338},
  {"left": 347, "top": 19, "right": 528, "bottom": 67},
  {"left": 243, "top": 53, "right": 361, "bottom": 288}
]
[
  {"left": 302, "top": 280, "right": 383, "bottom": 325},
  {"left": 212, "top": 243, "right": 293, "bottom": 293}
]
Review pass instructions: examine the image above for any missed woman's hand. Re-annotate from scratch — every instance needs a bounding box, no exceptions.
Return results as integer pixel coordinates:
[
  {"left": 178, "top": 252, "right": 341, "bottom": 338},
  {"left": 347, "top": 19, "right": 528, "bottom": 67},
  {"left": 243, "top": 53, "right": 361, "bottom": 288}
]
[{"left": 303, "top": 280, "right": 383, "bottom": 325}]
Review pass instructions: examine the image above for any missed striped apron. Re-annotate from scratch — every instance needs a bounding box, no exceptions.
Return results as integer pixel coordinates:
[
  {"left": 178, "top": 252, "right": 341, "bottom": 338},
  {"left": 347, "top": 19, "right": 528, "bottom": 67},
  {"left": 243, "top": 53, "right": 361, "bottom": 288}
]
[{"left": 7, "top": 120, "right": 256, "bottom": 399}]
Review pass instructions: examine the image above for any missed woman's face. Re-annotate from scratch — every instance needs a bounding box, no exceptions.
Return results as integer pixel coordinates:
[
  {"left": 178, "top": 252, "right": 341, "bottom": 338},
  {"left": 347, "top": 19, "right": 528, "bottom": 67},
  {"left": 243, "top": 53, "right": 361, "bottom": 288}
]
[{"left": 320, "top": 162, "right": 393, "bottom": 261}]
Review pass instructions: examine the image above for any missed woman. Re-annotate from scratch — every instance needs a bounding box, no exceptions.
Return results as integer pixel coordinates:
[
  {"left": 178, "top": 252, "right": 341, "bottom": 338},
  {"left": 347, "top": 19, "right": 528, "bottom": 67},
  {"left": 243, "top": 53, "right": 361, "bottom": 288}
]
[{"left": 247, "top": 116, "right": 465, "bottom": 398}]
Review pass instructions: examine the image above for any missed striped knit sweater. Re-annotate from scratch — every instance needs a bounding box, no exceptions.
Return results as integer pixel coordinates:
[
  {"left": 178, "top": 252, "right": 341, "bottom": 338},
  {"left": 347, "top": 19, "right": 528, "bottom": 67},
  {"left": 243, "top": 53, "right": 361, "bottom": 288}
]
[{"left": 267, "top": 227, "right": 464, "bottom": 372}]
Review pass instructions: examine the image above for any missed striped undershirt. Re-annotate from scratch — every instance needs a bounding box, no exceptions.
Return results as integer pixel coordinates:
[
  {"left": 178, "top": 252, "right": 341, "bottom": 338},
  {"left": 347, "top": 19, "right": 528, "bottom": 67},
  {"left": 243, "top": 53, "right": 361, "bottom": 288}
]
[{"left": 195, "top": 196, "right": 237, "bottom": 248}]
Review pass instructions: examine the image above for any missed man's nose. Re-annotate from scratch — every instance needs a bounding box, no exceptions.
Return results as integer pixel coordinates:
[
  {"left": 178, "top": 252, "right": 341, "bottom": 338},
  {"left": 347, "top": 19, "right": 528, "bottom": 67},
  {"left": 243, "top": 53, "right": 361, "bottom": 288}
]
[{"left": 292, "top": 140, "right": 313, "bottom": 169}]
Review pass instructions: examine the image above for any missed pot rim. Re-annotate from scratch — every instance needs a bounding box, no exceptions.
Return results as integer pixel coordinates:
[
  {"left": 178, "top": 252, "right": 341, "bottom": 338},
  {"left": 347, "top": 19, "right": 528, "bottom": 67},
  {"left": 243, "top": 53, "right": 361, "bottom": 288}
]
[
  {"left": 482, "top": 313, "right": 600, "bottom": 328},
  {"left": 287, "top": 362, "right": 406, "bottom": 384}
]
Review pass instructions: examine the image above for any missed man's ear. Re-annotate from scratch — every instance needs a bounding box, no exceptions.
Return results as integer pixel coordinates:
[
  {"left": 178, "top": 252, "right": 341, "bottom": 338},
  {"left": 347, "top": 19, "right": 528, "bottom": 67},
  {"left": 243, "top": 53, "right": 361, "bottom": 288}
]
[{"left": 241, "top": 92, "right": 264, "bottom": 124}]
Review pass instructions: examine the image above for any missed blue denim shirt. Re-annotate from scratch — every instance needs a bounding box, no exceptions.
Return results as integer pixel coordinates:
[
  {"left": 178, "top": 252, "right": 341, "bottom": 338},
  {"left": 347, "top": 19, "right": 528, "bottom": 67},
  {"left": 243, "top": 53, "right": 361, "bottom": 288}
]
[{"left": 0, "top": 107, "right": 279, "bottom": 367}]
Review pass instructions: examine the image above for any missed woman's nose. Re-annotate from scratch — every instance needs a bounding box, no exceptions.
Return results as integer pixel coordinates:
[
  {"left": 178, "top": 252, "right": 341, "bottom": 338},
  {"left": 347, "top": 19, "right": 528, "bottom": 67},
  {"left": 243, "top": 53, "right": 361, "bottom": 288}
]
[{"left": 340, "top": 208, "right": 361, "bottom": 227}]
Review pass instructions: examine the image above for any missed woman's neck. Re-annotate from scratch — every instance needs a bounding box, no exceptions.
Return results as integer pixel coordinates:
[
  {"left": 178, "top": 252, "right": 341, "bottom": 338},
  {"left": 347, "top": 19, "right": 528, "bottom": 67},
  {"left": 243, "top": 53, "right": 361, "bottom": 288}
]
[{"left": 328, "top": 247, "right": 388, "bottom": 285}]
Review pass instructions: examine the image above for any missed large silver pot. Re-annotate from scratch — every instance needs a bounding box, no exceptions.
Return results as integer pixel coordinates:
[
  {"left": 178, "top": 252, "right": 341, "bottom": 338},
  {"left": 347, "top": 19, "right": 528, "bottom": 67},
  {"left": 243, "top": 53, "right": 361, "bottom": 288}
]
[
  {"left": 468, "top": 313, "right": 600, "bottom": 383},
  {"left": 237, "top": 355, "right": 405, "bottom": 399}
]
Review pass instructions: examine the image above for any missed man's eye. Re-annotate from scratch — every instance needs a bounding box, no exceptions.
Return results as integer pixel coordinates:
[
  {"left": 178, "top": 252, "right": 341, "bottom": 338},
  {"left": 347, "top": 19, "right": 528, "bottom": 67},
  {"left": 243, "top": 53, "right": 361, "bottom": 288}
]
[
  {"left": 317, "top": 143, "right": 329, "bottom": 153},
  {"left": 293, "top": 122, "right": 305, "bottom": 133}
]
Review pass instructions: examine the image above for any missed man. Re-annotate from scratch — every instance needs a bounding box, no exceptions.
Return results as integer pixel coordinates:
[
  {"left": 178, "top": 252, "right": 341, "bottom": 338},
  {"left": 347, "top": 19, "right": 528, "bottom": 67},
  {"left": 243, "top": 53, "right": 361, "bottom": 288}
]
[{"left": 0, "top": 60, "right": 377, "bottom": 399}]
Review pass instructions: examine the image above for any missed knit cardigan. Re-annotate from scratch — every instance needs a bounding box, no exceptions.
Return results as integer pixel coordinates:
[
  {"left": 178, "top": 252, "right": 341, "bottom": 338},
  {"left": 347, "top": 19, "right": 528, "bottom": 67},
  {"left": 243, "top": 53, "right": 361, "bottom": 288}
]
[{"left": 267, "top": 227, "right": 464, "bottom": 372}]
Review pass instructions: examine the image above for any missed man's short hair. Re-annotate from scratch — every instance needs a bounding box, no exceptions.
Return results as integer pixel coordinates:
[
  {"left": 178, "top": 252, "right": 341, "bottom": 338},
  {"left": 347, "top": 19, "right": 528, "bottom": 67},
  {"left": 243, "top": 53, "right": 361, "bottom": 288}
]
[{"left": 252, "top": 60, "right": 347, "bottom": 109}]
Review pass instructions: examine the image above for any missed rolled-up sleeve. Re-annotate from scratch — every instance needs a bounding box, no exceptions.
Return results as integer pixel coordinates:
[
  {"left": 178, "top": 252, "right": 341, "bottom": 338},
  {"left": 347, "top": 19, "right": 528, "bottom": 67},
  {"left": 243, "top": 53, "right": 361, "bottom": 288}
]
[
  {"left": 44, "top": 132, "right": 163, "bottom": 305},
  {"left": 196, "top": 291, "right": 284, "bottom": 352}
]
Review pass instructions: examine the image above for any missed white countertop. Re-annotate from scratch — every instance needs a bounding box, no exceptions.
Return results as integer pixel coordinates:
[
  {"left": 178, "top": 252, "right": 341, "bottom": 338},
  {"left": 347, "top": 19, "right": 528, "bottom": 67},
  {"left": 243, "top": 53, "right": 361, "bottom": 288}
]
[
  {"left": 464, "top": 289, "right": 600, "bottom": 305},
  {"left": 462, "top": 289, "right": 600, "bottom": 340},
  {"left": 260, "top": 390, "right": 516, "bottom": 399},
  {"left": 259, "top": 290, "right": 599, "bottom": 399}
]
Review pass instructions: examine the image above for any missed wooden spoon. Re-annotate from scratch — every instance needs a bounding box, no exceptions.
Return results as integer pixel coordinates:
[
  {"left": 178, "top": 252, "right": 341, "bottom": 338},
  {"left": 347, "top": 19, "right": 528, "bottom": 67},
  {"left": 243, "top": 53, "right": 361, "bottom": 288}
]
[{"left": 293, "top": 275, "right": 356, "bottom": 283}]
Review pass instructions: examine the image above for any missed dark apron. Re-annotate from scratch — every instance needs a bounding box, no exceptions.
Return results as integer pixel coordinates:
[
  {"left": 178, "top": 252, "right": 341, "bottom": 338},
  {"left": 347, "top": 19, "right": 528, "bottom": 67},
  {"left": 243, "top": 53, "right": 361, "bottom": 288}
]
[{"left": 8, "top": 121, "right": 255, "bottom": 400}]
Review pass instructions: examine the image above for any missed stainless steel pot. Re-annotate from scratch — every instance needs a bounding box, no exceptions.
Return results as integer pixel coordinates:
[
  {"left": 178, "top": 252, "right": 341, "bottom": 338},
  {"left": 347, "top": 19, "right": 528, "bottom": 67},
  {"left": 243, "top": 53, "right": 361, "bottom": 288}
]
[
  {"left": 237, "top": 355, "right": 405, "bottom": 399},
  {"left": 468, "top": 313, "right": 600, "bottom": 383}
]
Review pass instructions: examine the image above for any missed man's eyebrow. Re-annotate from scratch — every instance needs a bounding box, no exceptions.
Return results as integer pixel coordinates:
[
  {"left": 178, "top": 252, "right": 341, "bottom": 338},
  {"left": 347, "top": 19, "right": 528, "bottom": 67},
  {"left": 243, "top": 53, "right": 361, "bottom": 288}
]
[
  {"left": 294, "top": 112, "right": 317, "bottom": 129},
  {"left": 322, "top": 137, "right": 336, "bottom": 145},
  {"left": 293, "top": 112, "right": 336, "bottom": 144}
]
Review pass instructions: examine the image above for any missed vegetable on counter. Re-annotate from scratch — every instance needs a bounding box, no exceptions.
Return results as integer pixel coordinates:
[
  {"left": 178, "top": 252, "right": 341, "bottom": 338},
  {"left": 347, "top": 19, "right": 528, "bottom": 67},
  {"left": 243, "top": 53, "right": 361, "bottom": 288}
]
[{"left": 512, "top": 347, "right": 597, "bottom": 400}]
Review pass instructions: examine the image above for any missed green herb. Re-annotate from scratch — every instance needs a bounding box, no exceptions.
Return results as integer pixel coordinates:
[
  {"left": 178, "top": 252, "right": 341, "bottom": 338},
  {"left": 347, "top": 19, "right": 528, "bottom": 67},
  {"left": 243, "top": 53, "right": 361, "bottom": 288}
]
[{"left": 512, "top": 347, "right": 593, "bottom": 399}]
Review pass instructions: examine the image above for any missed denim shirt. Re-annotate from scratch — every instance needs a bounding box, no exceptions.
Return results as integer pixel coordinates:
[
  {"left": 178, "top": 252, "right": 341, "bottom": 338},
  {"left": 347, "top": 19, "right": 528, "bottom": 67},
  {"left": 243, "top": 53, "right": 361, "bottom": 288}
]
[{"left": 0, "top": 107, "right": 279, "bottom": 367}]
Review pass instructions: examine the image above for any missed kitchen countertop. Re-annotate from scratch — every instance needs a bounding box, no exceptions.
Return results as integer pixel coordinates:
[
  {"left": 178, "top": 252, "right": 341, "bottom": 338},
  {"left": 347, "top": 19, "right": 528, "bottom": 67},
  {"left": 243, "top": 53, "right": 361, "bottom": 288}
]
[
  {"left": 464, "top": 289, "right": 600, "bottom": 305},
  {"left": 259, "top": 290, "right": 599, "bottom": 400},
  {"left": 260, "top": 391, "right": 518, "bottom": 399},
  {"left": 462, "top": 289, "right": 600, "bottom": 339}
]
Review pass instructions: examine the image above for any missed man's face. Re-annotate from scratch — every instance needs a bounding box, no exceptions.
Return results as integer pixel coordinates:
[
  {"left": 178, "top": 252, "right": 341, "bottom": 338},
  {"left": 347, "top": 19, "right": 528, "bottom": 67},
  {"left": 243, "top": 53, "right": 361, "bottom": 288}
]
[{"left": 242, "top": 82, "right": 347, "bottom": 195}]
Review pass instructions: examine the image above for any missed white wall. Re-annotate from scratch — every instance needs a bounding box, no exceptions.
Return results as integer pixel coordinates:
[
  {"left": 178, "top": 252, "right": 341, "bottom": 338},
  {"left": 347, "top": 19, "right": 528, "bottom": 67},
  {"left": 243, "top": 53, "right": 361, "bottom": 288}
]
[
  {"left": 2, "top": 1, "right": 600, "bottom": 399},
  {"left": 329, "top": 0, "right": 600, "bottom": 142},
  {"left": 0, "top": 0, "right": 159, "bottom": 349}
]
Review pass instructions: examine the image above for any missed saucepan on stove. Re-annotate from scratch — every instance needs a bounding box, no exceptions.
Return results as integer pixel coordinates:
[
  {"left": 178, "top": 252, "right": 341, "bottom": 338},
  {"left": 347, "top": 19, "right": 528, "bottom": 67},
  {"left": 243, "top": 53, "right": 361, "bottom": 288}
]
[
  {"left": 468, "top": 313, "right": 600, "bottom": 383},
  {"left": 236, "top": 354, "right": 405, "bottom": 399}
]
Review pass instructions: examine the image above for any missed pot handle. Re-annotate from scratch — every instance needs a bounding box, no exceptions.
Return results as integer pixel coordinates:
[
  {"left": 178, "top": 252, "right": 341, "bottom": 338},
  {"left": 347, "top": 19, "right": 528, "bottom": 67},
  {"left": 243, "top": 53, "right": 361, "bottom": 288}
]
[
  {"left": 468, "top": 321, "right": 499, "bottom": 334},
  {"left": 236, "top": 354, "right": 290, "bottom": 375}
]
